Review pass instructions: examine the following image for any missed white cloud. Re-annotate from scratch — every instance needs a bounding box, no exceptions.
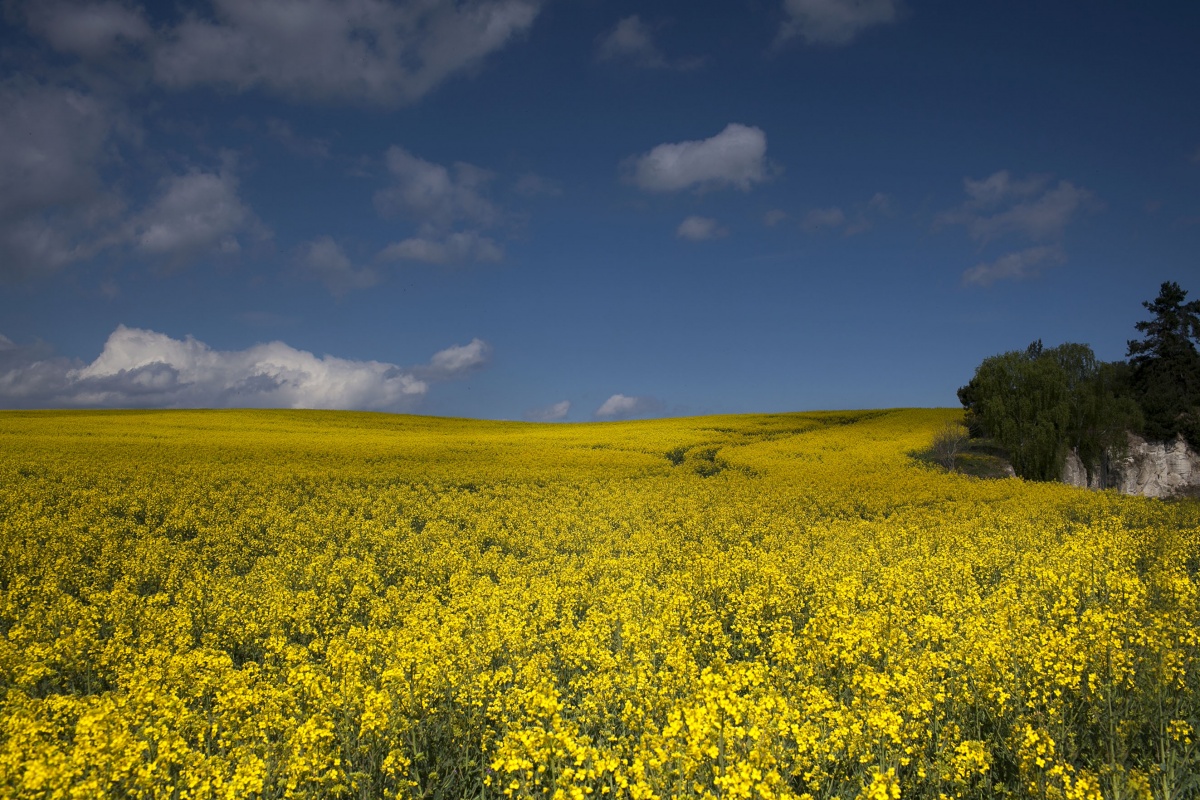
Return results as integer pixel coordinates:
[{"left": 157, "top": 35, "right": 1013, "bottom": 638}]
[
  {"left": 0, "top": 326, "right": 493, "bottom": 410},
  {"left": 298, "top": 236, "right": 379, "bottom": 295},
  {"left": 129, "top": 166, "right": 267, "bottom": 268},
  {"left": 595, "top": 393, "right": 663, "bottom": 419},
  {"left": 0, "top": 81, "right": 125, "bottom": 279},
  {"left": 676, "top": 215, "right": 727, "bottom": 241},
  {"left": 596, "top": 15, "right": 701, "bottom": 71},
  {"left": 152, "top": 0, "right": 542, "bottom": 106},
  {"left": 962, "top": 244, "right": 1065, "bottom": 287},
  {"left": 778, "top": 0, "right": 899, "bottom": 46},
  {"left": 23, "top": 0, "right": 151, "bottom": 59},
  {"left": 626, "top": 123, "right": 768, "bottom": 193},
  {"left": 524, "top": 399, "right": 570, "bottom": 422},
  {"left": 801, "top": 207, "right": 846, "bottom": 231},
  {"left": 937, "top": 171, "right": 1096, "bottom": 243},
  {"left": 377, "top": 230, "right": 503, "bottom": 264},
  {"left": 374, "top": 146, "right": 498, "bottom": 228}
]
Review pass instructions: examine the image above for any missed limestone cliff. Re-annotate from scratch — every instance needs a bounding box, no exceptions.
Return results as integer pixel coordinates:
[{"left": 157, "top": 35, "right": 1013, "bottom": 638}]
[{"left": 1062, "top": 432, "right": 1200, "bottom": 498}]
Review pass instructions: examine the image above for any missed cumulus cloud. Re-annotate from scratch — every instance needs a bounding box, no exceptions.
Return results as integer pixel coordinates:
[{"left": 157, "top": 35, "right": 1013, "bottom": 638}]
[
  {"left": 778, "top": 0, "right": 899, "bottom": 46},
  {"left": 961, "top": 244, "right": 1065, "bottom": 287},
  {"left": 298, "top": 236, "right": 379, "bottom": 295},
  {"left": 129, "top": 166, "right": 267, "bottom": 268},
  {"left": 626, "top": 123, "right": 768, "bottom": 193},
  {"left": 676, "top": 215, "right": 727, "bottom": 241},
  {"left": 0, "top": 81, "right": 125, "bottom": 279},
  {"left": 524, "top": 399, "right": 570, "bottom": 422},
  {"left": 596, "top": 15, "right": 701, "bottom": 71},
  {"left": 595, "top": 393, "right": 663, "bottom": 420},
  {"left": 0, "top": 326, "right": 493, "bottom": 410},
  {"left": 151, "top": 0, "right": 542, "bottom": 106},
  {"left": 23, "top": 0, "right": 151, "bottom": 59},
  {"left": 937, "top": 170, "right": 1097, "bottom": 243}
]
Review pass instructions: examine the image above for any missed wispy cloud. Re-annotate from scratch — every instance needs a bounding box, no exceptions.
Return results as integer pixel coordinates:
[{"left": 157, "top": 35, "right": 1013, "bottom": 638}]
[
  {"left": 377, "top": 229, "right": 503, "bottom": 265},
  {"left": 524, "top": 399, "right": 570, "bottom": 421},
  {"left": 595, "top": 393, "right": 663, "bottom": 419},
  {"left": 22, "top": 0, "right": 152, "bottom": 59},
  {"left": 961, "top": 244, "right": 1066, "bottom": 287},
  {"left": 512, "top": 173, "right": 561, "bottom": 198},
  {"left": 297, "top": 236, "right": 378, "bottom": 295},
  {"left": 0, "top": 325, "right": 491, "bottom": 410},
  {"left": 777, "top": 0, "right": 899, "bottom": 46},
  {"left": 801, "top": 207, "right": 846, "bottom": 232},
  {"left": 938, "top": 170, "right": 1098, "bottom": 287},
  {"left": 676, "top": 216, "right": 727, "bottom": 241},
  {"left": 375, "top": 146, "right": 498, "bottom": 228},
  {"left": 800, "top": 192, "right": 890, "bottom": 235},
  {"left": 596, "top": 15, "right": 702, "bottom": 71},
  {"left": 936, "top": 170, "right": 1097, "bottom": 243},
  {"left": 264, "top": 118, "right": 331, "bottom": 160},
  {"left": 374, "top": 146, "right": 505, "bottom": 265},
  {"left": 148, "top": 0, "right": 544, "bottom": 106},
  {"left": 625, "top": 123, "right": 769, "bottom": 193}
]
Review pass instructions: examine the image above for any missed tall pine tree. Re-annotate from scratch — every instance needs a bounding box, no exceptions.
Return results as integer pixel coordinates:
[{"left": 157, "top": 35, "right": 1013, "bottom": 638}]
[{"left": 1127, "top": 281, "right": 1200, "bottom": 446}]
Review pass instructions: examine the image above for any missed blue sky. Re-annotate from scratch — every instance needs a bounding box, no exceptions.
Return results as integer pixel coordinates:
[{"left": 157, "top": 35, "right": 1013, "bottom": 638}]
[{"left": 1, "top": 0, "right": 1198, "bottom": 420}]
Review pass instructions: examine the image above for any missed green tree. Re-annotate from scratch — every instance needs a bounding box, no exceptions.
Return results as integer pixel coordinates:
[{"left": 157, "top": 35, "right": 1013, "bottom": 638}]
[
  {"left": 1127, "top": 281, "right": 1200, "bottom": 447},
  {"left": 958, "top": 342, "right": 1139, "bottom": 482}
]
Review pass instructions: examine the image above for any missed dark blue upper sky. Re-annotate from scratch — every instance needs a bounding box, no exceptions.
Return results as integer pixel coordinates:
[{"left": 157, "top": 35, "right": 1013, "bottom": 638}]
[{"left": 1, "top": 0, "right": 1198, "bottom": 419}]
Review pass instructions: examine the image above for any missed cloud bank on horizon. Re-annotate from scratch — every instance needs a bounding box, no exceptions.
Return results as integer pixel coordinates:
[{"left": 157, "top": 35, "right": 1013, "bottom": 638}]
[
  {"left": 0, "top": 327, "right": 489, "bottom": 411},
  {"left": 0, "top": 0, "right": 1196, "bottom": 419}
]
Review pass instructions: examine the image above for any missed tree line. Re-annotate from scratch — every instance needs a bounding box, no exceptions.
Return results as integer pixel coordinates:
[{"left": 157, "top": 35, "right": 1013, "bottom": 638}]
[{"left": 957, "top": 281, "right": 1200, "bottom": 483}]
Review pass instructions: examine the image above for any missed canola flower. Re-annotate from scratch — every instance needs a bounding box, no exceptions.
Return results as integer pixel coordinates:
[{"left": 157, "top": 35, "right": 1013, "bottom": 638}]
[{"left": 0, "top": 407, "right": 1197, "bottom": 799}]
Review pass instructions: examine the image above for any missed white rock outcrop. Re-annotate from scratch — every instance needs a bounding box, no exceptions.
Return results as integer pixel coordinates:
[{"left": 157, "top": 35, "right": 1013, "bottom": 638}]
[{"left": 1062, "top": 432, "right": 1200, "bottom": 498}]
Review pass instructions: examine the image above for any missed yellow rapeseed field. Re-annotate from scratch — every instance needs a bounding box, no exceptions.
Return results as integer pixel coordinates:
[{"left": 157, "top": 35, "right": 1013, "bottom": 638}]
[{"left": 1, "top": 408, "right": 1197, "bottom": 800}]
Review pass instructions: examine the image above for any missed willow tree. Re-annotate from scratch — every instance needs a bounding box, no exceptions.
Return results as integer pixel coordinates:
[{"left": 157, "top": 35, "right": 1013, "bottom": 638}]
[{"left": 959, "top": 341, "right": 1140, "bottom": 482}]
